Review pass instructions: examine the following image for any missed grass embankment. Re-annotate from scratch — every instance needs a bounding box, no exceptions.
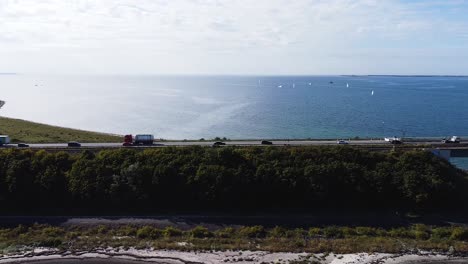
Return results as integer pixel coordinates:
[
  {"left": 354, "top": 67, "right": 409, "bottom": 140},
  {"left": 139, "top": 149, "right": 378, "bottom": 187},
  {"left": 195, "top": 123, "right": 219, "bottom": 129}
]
[
  {"left": 0, "top": 116, "right": 121, "bottom": 143},
  {"left": 1, "top": 224, "right": 468, "bottom": 254}
]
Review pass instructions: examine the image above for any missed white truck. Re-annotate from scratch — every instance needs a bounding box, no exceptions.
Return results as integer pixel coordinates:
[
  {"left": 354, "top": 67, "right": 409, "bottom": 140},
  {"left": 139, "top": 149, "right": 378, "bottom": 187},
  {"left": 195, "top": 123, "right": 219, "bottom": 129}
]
[
  {"left": 0, "top": 135, "right": 11, "bottom": 146},
  {"left": 384, "top": 137, "right": 402, "bottom": 144},
  {"left": 442, "top": 136, "right": 460, "bottom": 144}
]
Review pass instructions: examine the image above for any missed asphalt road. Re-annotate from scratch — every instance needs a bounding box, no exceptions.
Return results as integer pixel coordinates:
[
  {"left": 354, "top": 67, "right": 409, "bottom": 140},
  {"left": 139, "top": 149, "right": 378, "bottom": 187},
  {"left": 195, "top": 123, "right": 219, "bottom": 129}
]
[{"left": 1, "top": 139, "right": 466, "bottom": 149}]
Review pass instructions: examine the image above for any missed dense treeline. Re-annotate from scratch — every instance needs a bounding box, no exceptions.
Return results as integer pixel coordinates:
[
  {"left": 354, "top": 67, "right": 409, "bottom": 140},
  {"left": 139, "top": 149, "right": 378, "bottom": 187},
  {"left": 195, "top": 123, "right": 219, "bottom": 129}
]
[{"left": 0, "top": 147, "right": 466, "bottom": 212}]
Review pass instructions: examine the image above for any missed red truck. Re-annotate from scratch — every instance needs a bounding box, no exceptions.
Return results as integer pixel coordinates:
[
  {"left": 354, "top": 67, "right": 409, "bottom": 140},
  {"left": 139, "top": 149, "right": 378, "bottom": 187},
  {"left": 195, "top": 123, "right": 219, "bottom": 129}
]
[
  {"left": 123, "top": 135, "right": 133, "bottom": 146},
  {"left": 123, "top": 134, "right": 154, "bottom": 146}
]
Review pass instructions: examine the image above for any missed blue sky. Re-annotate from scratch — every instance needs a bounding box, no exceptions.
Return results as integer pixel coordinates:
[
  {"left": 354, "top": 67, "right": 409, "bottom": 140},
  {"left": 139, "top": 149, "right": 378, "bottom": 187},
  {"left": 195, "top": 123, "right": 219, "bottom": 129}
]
[{"left": 0, "top": 0, "right": 468, "bottom": 75}]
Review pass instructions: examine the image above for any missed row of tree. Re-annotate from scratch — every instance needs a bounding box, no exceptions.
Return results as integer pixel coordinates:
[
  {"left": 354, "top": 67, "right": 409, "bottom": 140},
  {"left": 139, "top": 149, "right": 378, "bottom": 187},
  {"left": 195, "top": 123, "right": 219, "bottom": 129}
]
[{"left": 0, "top": 146, "right": 466, "bottom": 213}]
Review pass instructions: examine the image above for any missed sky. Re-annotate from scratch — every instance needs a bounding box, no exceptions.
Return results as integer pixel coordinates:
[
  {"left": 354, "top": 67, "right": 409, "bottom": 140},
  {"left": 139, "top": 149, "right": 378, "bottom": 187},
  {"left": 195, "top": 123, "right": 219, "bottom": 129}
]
[{"left": 1, "top": 0, "right": 468, "bottom": 75}]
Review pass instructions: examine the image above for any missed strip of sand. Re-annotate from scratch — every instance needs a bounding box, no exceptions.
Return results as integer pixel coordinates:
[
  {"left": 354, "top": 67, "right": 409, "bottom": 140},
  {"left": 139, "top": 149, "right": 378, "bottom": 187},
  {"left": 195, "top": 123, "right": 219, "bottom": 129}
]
[{"left": 1, "top": 248, "right": 467, "bottom": 264}]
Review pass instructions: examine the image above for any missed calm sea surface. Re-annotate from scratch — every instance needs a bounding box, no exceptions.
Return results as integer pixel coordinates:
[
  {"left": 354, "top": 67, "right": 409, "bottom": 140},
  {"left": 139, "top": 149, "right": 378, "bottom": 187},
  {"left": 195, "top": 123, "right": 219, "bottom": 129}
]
[{"left": 2, "top": 74, "right": 468, "bottom": 140}]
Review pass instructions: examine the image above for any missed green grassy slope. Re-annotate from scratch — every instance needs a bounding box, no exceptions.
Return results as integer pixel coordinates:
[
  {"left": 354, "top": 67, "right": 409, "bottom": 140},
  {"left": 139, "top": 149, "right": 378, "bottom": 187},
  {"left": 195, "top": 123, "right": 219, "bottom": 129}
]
[{"left": 0, "top": 116, "right": 121, "bottom": 143}]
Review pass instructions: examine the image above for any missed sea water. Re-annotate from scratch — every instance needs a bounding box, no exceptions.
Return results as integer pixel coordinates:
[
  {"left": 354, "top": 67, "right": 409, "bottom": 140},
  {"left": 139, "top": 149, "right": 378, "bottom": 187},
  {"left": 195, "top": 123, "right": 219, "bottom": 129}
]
[{"left": 2, "top": 74, "right": 467, "bottom": 140}]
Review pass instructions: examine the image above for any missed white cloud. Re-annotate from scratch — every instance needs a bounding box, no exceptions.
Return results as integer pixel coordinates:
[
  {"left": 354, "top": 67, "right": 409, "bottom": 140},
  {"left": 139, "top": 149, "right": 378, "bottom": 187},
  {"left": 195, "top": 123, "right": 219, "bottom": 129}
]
[{"left": 0, "top": 0, "right": 467, "bottom": 74}]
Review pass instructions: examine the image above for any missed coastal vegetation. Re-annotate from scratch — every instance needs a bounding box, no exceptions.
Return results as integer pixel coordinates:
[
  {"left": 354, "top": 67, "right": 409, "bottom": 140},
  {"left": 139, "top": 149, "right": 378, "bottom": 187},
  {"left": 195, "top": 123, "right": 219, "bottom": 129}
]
[
  {"left": 1, "top": 224, "right": 468, "bottom": 254},
  {"left": 0, "top": 146, "right": 466, "bottom": 212},
  {"left": 0, "top": 116, "right": 121, "bottom": 143}
]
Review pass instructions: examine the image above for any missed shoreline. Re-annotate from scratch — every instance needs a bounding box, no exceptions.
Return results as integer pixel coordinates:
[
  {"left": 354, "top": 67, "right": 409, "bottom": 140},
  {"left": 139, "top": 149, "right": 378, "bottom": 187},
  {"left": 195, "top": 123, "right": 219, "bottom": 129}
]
[{"left": 1, "top": 248, "right": 468, "bottom": 264}]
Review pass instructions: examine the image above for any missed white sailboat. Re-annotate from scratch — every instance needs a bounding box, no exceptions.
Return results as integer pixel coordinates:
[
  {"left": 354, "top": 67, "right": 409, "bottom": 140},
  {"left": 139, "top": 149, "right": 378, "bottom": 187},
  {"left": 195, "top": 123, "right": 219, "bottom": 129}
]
[
  {"left": 346, "top": 83, "right": 349, "bottom": 88},
  {"left": 371, "top": 90, "right": 374, "bottom": 96},
  {"left": 0, "top": 100, "right": 5, "bottom": 109}
]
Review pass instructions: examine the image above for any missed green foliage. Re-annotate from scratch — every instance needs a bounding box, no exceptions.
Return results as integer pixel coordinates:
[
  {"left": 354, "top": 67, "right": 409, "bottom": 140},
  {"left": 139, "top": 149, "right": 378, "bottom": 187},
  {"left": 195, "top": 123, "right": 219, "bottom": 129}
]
[
  {"left": 163, "top": 227, "right": 182, "bottom": 238},
  {"left": 215, "top": 227, "right": 235, "bottom": 238},
  {"left": 238, "top": 226, "right": 266, "bottom": 238},
  {"left": 432, "top": 227, "right": 452, "bottom": 240},
  {"left": 2, "top": 224, "right": 468, "bottom": 254},
  {"left": 323, "top": 226, "right": 344, "bottom": 238},
  {"left": 0, "top": 146, "right": 466, "bottom": 212},
  {"left": 450, "top": 227, "right": 468, "bottom": 241},
  {"left": 308, "top": 228, "right": 322, "bottom": 238},
  {"left": 190, "top": 226, "right": 213, "bottom": 238},
  {"left": 136, "top": 226, "right": 163, "bottom": 239}
]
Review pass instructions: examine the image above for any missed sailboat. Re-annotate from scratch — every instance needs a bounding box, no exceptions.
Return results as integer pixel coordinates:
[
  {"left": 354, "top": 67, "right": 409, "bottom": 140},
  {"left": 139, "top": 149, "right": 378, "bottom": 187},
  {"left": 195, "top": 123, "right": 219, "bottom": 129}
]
[
  {"left": 371, "top": 90, "right": 374, "bottom": 96},
  {"left": 0, "top": 100, "right": 5, "bottom": 109},
  {"left": 346, "top": 83, "right": 349, "bottom": 88},
  {"left": 292, "top": 83, "right": 296, "bottom": 88}
]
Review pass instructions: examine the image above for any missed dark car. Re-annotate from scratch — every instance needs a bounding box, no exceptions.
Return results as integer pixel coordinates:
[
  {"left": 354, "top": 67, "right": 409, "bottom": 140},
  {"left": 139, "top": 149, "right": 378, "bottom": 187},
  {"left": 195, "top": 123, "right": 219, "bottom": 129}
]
[
  {"left": 212, "top": 141, "right": 226, "bottom": 147},
  {"left": 67, "top": 141, "right": 81, "bottom": 147},
  {"left": 17, "top": 143, "right": 29, "bottom": 148},
  {"left": 261, "top": 140, "right": 273, "bottom": 145}
]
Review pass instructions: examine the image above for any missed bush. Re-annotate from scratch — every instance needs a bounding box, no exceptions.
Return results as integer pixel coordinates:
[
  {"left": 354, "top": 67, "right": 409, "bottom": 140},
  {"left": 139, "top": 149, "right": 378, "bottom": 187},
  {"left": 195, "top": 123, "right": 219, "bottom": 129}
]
[
  {"left": 238, "top": 226, "right": 266, "bottom": 238},
  {"left": 308, "top": 228, "right": 322, "bottom": 238},
  {"left": 269, "top": 226, "right": 287, "bottom": 238},
  {"left": 215, "top": 227, "right": 235, "bottom": 238},
  {"left": 36, "top": 238, "right": 63, "bottom": 247},
  {"left": 355, "top": 227, "right": 376, "bottom": 237},
  {"left": 136, "top": 226, "right": 163, "bottom": 239},
  {"left": 323, "top": 226, "right": 344, "bottom": 238},
  {"left": 116, "top": 226, "right": 137, "bottom": 236},
  {"left": 389, "top": 227, "right": 413, "bottom": 239},
  {"left": 41, "top": 227, "right": 64, "bottom": 237},
  {"left": 190, "top": 226, "right": 213, "bottom": 238},
  {"left": 163, "top": 227, "right": 183, "bottom": 238},
  {"left": 432, "top": 227, "right": 452, "bottom": 240},
  {"left": 411, "top": 224, "right": 430, "bottom": 240},
  {"left": 342, "top": 227, "right": 357, "bottom": 237},
  {"left": 286, "top": 228, "right": 307, "bottom": 238},
  {"left": 450, "top": 227, "right": 468, "bottom": 241}
]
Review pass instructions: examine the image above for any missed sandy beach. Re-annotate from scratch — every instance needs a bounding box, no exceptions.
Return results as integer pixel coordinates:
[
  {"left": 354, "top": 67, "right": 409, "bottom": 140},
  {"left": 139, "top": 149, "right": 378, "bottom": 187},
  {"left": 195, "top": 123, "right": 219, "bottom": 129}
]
[{"left": 1, "top": 248, "right": 467, "bottom": 264}]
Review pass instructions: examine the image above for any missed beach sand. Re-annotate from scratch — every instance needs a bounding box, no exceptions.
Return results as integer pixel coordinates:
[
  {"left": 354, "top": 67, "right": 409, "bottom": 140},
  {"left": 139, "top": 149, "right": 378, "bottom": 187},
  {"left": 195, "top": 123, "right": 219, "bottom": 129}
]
[{"left": 1, "top": 248, "right": 467, "bottom": 264}]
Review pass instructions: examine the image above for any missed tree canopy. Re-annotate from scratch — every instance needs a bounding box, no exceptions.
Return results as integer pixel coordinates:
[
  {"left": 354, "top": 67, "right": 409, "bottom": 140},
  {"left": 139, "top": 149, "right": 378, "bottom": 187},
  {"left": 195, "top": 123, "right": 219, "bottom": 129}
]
[{"left": 0, "top": 146, "right": 466, "bottom": 213}]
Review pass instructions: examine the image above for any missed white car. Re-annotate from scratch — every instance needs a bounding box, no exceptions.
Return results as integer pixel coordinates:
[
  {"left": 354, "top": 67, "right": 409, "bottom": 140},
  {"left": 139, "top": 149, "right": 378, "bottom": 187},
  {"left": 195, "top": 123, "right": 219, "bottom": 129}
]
[{"left": 337, "top": 140, "right": 349, "bottom": 144}]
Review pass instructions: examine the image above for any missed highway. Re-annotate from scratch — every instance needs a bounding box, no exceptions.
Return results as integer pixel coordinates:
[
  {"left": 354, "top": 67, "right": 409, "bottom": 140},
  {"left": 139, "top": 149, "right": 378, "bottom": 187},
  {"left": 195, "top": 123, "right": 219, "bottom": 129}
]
[{"left": 2, "top": 139, "right": 466, "bottom": 149}]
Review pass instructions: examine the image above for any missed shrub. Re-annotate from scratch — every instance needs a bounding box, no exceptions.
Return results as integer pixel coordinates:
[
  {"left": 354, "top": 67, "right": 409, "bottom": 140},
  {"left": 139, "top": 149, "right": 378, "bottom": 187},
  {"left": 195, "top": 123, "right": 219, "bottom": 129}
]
[
  {"left": 41, "top": 227, "right": 64, "bottom": 237},
  {"left": 450, "top": 227, "right": 468, "bottom": 241},
  {"left": 96, "top": 225, "right": 108, "bottom": 234},
  {"left": 355, "top": 227, "right": 376, "bottom": 237},
  {"left": 238, "top": 226, "right": 266, "bottom": 238},
  {"left": 432, "top": 227, "right": 452, "bottom": 240},
  {"left": 286, "top": 228, "right": 307, "bottom": 238},
  {"left": 37, "top": 238, "right": 63, "bottom": 247},
  {"left": 163, "top": 227, "right": 183, "bottom": 238},
  {"left": 342, "top": 227, "right": 357, "bottom": 237},
  {"left": 136, "top": 226, "right": 163, "bottom": 239},
  {"left": 308, "top": 228, "right": 322, "bottom": 238},
  {"left": 269, "top": 226, "right": 287, "bottom": 238},
  {"left": 411, "top": 224, "right": 430, "bottom": 240},
  {"left": 389, "top": 227, "right": 413, "bottom": 238},
  {"left": 116, "top": 226, "right": 137, "bottom": 236},
  {"left": 190, "top": 226, "right": 213, "bottom": 238},
  {"left": 215, "top": 227, "right": 235, "bottom": 238},
  {"left": 323, "top": 226, "right": 344, "bottom": 238}
]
